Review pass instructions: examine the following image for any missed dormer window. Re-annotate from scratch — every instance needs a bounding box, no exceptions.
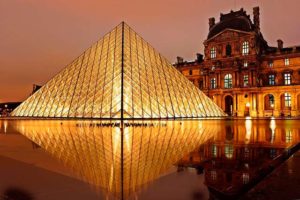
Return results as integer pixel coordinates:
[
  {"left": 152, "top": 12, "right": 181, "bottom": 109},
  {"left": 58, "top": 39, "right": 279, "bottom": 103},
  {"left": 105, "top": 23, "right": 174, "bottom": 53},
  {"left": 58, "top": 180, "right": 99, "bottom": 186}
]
[
  {"left": 284, "top": 58, "right": 289, "bottom": 66},
  {"left": 226, "top": 44, "right": 232, "bottom": 56},
  {"left": 210, "top": 47, "right": 217, "bottom": 59},
  {"left": 242, "top": 41, "right": 249, "bottom": 55}
]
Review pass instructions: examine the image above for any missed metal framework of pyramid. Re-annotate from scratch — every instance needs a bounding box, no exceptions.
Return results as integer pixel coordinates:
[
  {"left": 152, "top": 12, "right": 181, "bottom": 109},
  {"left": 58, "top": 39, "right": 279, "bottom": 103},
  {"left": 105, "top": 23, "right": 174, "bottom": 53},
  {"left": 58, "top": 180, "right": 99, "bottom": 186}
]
[{"left": 11, "top": 22, "right": 225, "bottom": 119}]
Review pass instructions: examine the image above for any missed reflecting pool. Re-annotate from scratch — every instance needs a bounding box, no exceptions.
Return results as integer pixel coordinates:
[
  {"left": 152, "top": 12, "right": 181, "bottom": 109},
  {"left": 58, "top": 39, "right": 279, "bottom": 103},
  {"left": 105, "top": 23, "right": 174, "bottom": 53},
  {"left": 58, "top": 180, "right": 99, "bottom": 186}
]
[{"left": 0, "top": 119, "right": 299, "bottom": 200}]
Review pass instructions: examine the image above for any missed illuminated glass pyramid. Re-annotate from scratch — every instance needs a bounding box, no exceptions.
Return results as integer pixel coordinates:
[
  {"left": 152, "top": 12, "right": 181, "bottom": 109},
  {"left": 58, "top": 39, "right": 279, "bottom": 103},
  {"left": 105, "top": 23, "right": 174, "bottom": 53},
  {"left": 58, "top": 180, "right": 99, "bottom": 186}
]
[{"left": 12, "top": 22, "right": 225, "bottom": 119}]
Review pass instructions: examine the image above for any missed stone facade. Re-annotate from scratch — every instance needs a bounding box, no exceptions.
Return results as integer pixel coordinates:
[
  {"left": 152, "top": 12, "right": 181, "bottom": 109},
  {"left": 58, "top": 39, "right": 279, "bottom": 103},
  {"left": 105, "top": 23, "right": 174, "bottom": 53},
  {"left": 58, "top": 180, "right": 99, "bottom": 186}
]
[{"left": 175, "top": 7, "right": 300, "bottom": 117}]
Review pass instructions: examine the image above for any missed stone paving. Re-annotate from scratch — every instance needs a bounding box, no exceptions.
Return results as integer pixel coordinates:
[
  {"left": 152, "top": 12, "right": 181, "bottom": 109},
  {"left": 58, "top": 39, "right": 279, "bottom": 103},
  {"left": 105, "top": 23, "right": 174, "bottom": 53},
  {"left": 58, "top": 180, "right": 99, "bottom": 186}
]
[
  {"left": 0, "top": 156, "right": 102, "bottom": 200},
  {"left": 244, "top": 150, "right": 300, "bottom": 200}
]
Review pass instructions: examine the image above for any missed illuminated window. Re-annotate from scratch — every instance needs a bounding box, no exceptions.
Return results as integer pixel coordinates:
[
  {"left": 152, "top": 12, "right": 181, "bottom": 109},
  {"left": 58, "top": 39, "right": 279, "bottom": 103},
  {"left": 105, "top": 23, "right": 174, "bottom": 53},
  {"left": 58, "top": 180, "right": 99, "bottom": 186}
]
[
  {"left": 244, "top": 61, "right": 248, "bottom": 67},
  {"left": 269, "top": 75, "right": 275, "bottom": 85},
  {"left": 284, "top": 58, "right": 289, "bottom": 66},
  {"left": 243, "top": 75, "right": 249, "bottom": 86},
  {"left": 284, "top": 73, "right": 291, "bottom": 85},
  {"left": 225, "top": 144, "right": 234, "bottom": 159},
  {"left": 286, "top": 130, "right": 292, "bottom": 143},
  {"left": 242, "top": 173, "right": 250, "bottom": 184},
  {"left": 224, "top": 74, "right": 232, "bottom": 88},
  {"left": 211, "top": 170, "right": 217, "bottom": 181},
  {"left": 244, "top": 147, "right": 249, "bottom": 158},
  {"left": 269, "top": 61, "right": 273, "bottom": 67},
  {"left": 242, "top": 41, "right": 249, "bottom": 55},
  {"left": 210, "top": 47, "right": 216, "bottom": 59},
  {"left": 284, "top": 93, "right": 291, "bottom": 107},
  {"left": 212, "top": 145, "right": 217, "bottom": 157},
  {"left": 210, "top": 78, "right": 217, "bottom": 89}
]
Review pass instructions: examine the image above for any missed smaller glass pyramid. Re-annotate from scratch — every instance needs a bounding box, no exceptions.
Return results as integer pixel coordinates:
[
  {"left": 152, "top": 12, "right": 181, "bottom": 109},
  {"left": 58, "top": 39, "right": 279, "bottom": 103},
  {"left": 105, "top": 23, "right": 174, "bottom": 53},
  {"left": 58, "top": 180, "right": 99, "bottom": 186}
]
[{"left": 11, "top": 22, "right": 226, "bottom": 119}]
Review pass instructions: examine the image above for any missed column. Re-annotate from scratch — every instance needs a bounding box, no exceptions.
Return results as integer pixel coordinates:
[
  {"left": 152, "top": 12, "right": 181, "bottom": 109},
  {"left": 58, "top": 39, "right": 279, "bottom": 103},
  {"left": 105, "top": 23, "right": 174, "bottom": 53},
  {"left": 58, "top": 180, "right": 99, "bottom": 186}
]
[
  {"left": 273, "top": 93, "right": 280, "bottom": 117},
  {"left": 250, "top": 93, "right": 258, "bottom": 117},
  {"left": 257, "top": 93, "right": 264, "bottom": 117},
  {"left": 291, "top": 92, "right": 297, "bottom": 117}
]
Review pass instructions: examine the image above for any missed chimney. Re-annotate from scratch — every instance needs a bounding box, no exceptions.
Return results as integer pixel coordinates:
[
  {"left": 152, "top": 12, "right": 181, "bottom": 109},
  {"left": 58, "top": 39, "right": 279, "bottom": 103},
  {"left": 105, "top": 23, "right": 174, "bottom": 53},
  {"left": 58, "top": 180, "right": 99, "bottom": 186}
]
[
  {"left": 176, "top": 56, "right": 184, "bottom": 64},
  {"left": 196, "top": 53, "right": 203, "bottom": 62},
  {"left": 253, "top": 7, "right": 260, "bottom": 30},
  {"left": 277, "top": 39, "right": 283, "bottom": 50},
  {"left": 209, "top": 17, "right": 215, "bottom": 29}
]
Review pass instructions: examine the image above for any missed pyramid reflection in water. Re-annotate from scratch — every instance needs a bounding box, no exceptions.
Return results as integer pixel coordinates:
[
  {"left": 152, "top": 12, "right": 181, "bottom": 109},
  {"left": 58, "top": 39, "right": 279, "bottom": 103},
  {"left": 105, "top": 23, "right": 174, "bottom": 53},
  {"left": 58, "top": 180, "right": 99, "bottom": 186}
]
[
  {"left": 13, "top": 120, "right": 220, "bottom": 199},
  {"left": 11, "top": 22, "right": 225, "bottom": 119}
]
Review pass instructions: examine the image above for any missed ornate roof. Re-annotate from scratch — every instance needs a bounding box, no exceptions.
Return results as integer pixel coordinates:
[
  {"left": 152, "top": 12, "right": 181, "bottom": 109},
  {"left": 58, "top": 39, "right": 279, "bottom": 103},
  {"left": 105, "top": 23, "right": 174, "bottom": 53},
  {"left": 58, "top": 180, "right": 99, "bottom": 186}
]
[{"left": 207, "top": 9, "right": 255, "bottom": 39}]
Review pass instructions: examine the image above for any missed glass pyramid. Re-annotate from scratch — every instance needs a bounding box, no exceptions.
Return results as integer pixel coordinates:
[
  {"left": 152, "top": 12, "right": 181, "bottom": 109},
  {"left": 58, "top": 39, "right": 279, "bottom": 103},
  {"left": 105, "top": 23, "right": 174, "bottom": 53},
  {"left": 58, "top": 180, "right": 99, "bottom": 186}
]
[{"left": 11, "top": 22, "right": 225, "bottom": 119}]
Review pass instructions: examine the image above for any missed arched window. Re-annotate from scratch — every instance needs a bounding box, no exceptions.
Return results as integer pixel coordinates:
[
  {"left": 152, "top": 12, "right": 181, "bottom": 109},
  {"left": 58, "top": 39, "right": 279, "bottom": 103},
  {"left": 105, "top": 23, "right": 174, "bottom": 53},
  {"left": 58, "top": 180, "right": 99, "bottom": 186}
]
[
  {"left": 226, "top": 44, "right": 232, "bottom": 56},
  {"left": 224, "top": 74, "right": 232, "bottom": 88},
  {"left": 210, "top": 47, "right": 216, "bottom": 59},
  {"left": 242, "top": 41, "right": 249, "bottom": 55}
]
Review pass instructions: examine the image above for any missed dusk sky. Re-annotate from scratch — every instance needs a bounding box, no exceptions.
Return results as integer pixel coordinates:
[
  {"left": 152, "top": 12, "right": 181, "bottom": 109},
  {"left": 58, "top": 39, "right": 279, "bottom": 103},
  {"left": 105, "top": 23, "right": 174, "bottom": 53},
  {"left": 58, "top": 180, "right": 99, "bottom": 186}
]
[{"left": 1, "top": 0, "right": 300, "bottom": 102}]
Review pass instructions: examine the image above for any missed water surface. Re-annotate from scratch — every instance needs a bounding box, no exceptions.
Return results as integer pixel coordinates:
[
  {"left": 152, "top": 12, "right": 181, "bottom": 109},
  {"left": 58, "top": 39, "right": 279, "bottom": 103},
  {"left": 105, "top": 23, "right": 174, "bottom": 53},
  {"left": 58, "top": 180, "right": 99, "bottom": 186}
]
[{"left": 0, "top": 119, "right": 299, "bottom": 200}]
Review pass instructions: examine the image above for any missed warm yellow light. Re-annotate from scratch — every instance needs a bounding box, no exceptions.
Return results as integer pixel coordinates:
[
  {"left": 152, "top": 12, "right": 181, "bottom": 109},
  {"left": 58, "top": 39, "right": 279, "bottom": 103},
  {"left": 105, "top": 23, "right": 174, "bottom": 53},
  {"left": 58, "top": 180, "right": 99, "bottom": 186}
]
[
  {"left": 246, "top": 102, "right": 250, "bottom": 107},
  {"left": 10, "top": 22, "right": 226, "bottom": 119}
]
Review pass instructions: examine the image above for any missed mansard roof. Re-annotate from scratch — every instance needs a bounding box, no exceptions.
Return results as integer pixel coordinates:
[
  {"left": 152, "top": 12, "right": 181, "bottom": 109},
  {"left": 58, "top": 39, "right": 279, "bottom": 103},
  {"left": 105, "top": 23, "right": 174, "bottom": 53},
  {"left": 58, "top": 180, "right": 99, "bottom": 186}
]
[{"left": 208, "top": 8, "right": 255, "bottom": 39}]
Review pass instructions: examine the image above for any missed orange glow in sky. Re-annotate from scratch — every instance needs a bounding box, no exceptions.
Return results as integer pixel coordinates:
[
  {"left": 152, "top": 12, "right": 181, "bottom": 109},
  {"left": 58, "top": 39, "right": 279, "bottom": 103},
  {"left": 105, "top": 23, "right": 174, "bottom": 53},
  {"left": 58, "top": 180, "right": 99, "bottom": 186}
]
[{"left": 1, "top": 0, "right": 300, "bottom": 102}]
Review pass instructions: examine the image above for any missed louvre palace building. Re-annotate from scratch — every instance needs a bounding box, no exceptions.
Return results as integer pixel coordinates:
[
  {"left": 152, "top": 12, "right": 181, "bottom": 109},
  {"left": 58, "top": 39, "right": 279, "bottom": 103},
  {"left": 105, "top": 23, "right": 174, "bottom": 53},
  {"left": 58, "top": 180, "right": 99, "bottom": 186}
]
[{"left": 175, "top": 7, "right": 300, "bottom": 117}]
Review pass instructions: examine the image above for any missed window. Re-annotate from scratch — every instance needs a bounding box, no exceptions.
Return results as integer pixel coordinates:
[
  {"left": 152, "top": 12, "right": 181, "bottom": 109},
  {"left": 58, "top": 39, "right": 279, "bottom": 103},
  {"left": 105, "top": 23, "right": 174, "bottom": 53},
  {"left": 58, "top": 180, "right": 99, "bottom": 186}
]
[
  {"left": 210, "top": 47, "right": 216, "bottom": 59},
  {"left": 284, "top": 58, "right": 290, "bottom": 66},
  {"left": 269, "top": 74, "right": 275, "bottom": 85},
  {"left": 284, "top": 93, "right": 291, "bottom": 107},
  {"left": 286, "top": 130, "right": 292, "bottom": 143},
  {"left": 211, "top": 170, "right": 217, "bottom": 181},
  {"left": 243, "top": 75, "right": 249, "bottom": 86},
  {"left": 199, "top": 80, "right": 203, "bottom": 89},
  {"left": 189, "top": 69, "right": 193, "bottom": 76},
  {"left": 212, "top": 145, "right": 217, "bottom": 157},
  {"left": 268, "top": 94, "right": 275, "bottom": 107},
  {"left": 244, "top": 147, "right": 249, "bottom": 158},
  {"left": 269, "top": 61, "right": 273, "bottom": 67},
  {"left": 242, "top": 41, "right": 249, "bottom": 55},
  {"left": 225, "top": 144, "right": 234, "bottom": 159},
  {"left": 284, "top": 73, "right": 291, "bottom": 85},
  {"left": 211, "top": 65, "right": 215, "bottom": 71},
  {"left": 242, "top": 173, "right": 250, "bottom": 184},
  {"left": 226, "top": 44, "right": 232, "bottom": 56},
  {"left": 210, "top": 78, "right": 217, "bottom": 89},
  {"left": 224, "top": 74, "right": 232, "bottom": 88},
  {"left": 244, "top": 61, "right": 248, "bottom": 67},
  {"left": 270, "top": 149, "right": 277, "bottom": 158}
]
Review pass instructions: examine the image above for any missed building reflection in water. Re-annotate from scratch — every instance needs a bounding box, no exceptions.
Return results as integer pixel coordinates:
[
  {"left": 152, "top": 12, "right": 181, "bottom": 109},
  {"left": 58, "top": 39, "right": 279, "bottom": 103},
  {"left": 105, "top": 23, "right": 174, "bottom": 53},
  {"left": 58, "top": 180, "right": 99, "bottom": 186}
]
[
  {"left": 178, "top": 119, "right": 300, "bottom": 199},
  {"left": 12, "top": 120, "right": 222, "bottom": 200}
]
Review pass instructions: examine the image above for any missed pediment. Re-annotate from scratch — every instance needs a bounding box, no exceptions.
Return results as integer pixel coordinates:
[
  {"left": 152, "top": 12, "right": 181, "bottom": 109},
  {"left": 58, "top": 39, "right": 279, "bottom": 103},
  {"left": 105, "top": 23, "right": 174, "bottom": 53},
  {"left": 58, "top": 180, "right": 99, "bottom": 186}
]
[{"left": 205, "top": 29, "right": 253, "bottom": 43}]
